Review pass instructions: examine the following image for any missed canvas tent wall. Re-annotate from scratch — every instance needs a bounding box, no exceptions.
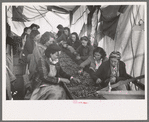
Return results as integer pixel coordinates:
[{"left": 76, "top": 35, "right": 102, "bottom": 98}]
[
  {"left": 70, "top": 6, "right": 90, "bottom": 37},
  {"left": 97, "top": 5, "right": 145, "bottom": 88},
  {"left": 6, "top": 5, "right": 75, "bottom": 36}
]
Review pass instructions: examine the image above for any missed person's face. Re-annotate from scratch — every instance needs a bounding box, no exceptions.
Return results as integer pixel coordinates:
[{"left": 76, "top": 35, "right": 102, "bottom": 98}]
[
  {"left": 50, "top": 51, "right": 59, "bottom": 61},
  {"left": 94, "top": 52, "right": 102, "bottom": 61},
  {"left": 81, "top": 40, "right": 88, "bottom": 47},
  {"left": 71, "top": 34, "right": 76, "bottom": 42},
  {"left": 64, "top": 29, "right": 69, "bottom": 36},
  {"left": 32, "top": 27, "right": 37, "bottom": 30},
  {"left": 45, "top": 36, "right": 54, "bottom": 46},
  {"left": 34, "top": 34, "right": 40, "bottom": 42},
  {"left": 26, "top": 29, "right": 31, "bottom": 34},
  {"left": 59, "top": 28, "right": 63, "bottom": 32},
  {"left": 110, "top": 58, "right": 119, "bottom": 67}
]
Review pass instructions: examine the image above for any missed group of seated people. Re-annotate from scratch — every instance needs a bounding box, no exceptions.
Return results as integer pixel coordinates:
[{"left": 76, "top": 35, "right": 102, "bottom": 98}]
[{"left": 19, "top": 23, "right": 132, "bottom": 100}]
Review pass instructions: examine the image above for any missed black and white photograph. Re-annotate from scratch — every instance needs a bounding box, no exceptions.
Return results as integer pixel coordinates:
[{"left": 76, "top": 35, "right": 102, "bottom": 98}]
[{"left": 2, "top": 2, "right": 147, "bottom": 120}]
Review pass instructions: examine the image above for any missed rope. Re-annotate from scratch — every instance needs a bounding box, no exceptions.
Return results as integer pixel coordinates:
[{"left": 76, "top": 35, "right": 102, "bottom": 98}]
[{"left": 33, "top": 5, "right": 53, "bottom": 31}]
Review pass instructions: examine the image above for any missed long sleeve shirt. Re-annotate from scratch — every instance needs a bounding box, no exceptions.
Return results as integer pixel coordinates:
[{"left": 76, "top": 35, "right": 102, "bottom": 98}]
[
  {"left": 56, "top": 33, "right": 71, "bottom": 43},
  {"left": 76, "top": 45, "right": 94, "bottom": 61},
  {"left": 23, "top": 35, "right": 35, "bottom": 56},
  {"left": 91, "top": 60, "right": 132, "bottom": 87},
  {"left": 80, "top": 55, "right": 108, "bottom": 71},
  {"left": 37, "top": 56, "right": 71, "bottom": 85},
  {"left": 67, "top": 39, "right": 81, "bottom": 50}
]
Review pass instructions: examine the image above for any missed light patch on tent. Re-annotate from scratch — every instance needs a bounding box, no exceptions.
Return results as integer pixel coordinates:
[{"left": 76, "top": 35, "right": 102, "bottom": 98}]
[
  {"left": 132, "top": 23, "right": 144, "bottom": 31},
  {"left": 70, "top": 6, "right": 89, "bottom": 35}
]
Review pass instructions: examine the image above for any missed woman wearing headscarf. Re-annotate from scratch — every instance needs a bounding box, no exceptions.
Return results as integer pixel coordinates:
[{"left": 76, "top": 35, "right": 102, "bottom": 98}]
[
  {"left": 92, "top": 51, "right": 131, "bottom": 90},
  {"left": 22, "top": 30, "right": 40, "bottom": 64},
  {"left": 30, "top": 43, "right": 80, "bottom": 100}
]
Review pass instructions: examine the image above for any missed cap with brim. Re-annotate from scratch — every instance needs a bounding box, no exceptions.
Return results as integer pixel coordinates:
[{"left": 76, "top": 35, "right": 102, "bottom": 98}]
[
  {"left": 57, "top": 24, "right": 63, "bottom": 30},
  {"left": 30, "top": 23, "right": 40, "bottom": 29}
]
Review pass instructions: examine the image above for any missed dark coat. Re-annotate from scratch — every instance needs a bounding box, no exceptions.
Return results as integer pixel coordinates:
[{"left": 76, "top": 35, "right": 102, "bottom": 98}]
[
  {"left": 76, "top": 45, "right": 94, "bottom": 61},
  {"left": 56, "top": 33, "right": 71, "bottom": 43},
  {"left": 92, "top": 60, "right": 131, "bottom": 87},
  {"left": 56, "top": 31, "right": 63, "bottom": 38},
  {"left": 67, "top": 39, "right": 81, "bottom": 50},
  {"left": 37, "top": 56, "right": 71, "bottom": 85},
  {"left": 23, "top": 35, "right": 35, "bottom": 56}
]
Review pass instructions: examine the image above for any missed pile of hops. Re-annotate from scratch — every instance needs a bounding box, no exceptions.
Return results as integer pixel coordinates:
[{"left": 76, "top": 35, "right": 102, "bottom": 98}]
[{"left": 59, "top": 51, "right": 99, "bottom": 99}]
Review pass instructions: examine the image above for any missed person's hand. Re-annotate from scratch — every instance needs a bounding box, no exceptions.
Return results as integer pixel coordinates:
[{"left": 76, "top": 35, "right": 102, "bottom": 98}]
[
  {"left": 63, "top": 44, "right": 67, "bottom": 48},
  {"left": 78, "top": 69, "right": 83, "bottom": 75},
  {"left": 73, "top": 51, "right": 77, "bottom": 56},
  {"left": 76, "top": 55, "right": 81, "bottom": 60},
  {"left": 25, "top": 83, "right": 32, "bottom": 92},
  {"left": 18, "top": 47, "right": 23, "bottom": 51},
  {"left": 67, "top": 46, "right": 75, "bottom": 53},
  {"left": 96, "top": 78, "right": 102, "bottom": 84},
  {"left": 59, "top": 78, "right": 70, "bottom": 84},
  {"left": 53, "top": 32, "right": 57, "bottom": 38},
  {"left": 108, "top": 82, "right": 112, "bottom": 92},
  {"left": 71, "top": 77, "right": 81, "bottom": 83},
  {"left": 79, "top": 63, "right": 84, "bottom": 68},
  {"left": 110, "top": 77, "right": 116, "bottom": 84},
  {"left": 59, "top": 40, "right": 64, "bottom": 44}
]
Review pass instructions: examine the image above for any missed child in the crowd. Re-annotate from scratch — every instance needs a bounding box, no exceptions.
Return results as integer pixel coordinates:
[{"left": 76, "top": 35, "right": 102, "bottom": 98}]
[
  {"left": 75, "top": 36, "right": 94, "bottom": 65},
  {"left": 78, "top": 47, "right": 108, "bottom": 77}
]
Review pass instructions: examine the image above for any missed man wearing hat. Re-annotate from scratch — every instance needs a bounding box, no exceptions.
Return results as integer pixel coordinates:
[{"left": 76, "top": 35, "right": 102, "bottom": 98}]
[
  {"left": 92, "top": 51, "right": 131, "bottom": 90},
  {"left": 56, "top": 24, "right": 64, "bottom": 38},
  {"left": 22, "top": 30, "right": 40, "bottom": 63},
  {"left": 30, "top": 23, "right": 40, "bottom": 30}
]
